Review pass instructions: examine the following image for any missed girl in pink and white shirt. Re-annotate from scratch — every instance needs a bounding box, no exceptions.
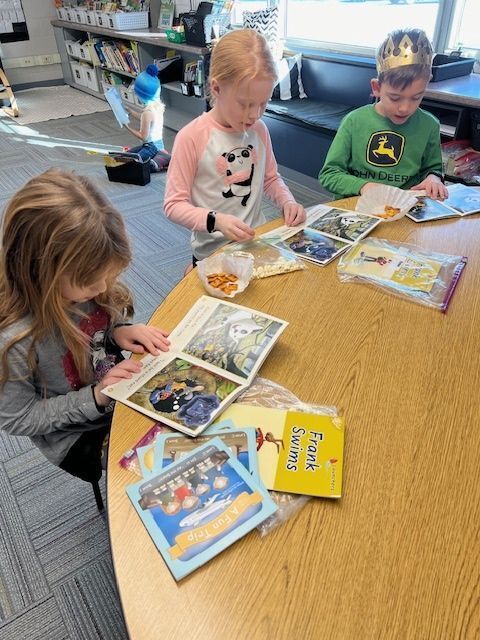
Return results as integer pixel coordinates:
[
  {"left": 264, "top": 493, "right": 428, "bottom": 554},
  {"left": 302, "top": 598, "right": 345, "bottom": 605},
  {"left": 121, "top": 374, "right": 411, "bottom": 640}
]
[{"left": 164, "top": 29, "right": 306, "bottom": 262}]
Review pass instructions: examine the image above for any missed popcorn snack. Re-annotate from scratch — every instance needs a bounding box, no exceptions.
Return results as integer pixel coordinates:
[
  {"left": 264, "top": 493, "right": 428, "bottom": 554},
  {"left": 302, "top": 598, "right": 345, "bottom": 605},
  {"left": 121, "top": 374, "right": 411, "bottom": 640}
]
[{"left": 206, "top": 272, "right": 239, "bottom": 294}]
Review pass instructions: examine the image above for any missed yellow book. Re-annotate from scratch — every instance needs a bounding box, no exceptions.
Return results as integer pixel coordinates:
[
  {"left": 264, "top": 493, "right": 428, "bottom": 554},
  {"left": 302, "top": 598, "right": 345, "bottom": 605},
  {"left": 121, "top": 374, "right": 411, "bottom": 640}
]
[{"left": 215, "top": 405, "right": 344, "bottom": 498}]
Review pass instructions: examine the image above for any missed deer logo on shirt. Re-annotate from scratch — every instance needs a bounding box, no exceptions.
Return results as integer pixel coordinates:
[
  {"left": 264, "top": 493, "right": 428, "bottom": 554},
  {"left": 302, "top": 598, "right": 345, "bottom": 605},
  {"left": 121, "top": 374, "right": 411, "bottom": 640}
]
[
  {"left": 367, "top": 131, "right": 404, "bottom": 167},
  {"left": 216, "top": 144, "right": 257, "bottom": 206}
]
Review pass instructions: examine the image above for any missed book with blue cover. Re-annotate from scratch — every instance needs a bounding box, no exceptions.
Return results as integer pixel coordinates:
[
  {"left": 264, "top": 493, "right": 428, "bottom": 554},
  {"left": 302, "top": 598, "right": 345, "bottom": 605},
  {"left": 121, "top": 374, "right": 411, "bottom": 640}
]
[
  {"left": 126, "top": 438, "right": 277, "bottom": 580},
  {"left": 104, "top": 86, "right": 130, "bottom": 128}
]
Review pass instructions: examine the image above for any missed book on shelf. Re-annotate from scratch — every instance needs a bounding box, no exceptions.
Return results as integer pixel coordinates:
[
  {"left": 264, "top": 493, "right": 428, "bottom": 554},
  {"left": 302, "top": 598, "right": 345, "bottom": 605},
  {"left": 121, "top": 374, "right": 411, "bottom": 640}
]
[
  {"left": 125, "top": 438, "right": 277, "bottom": 581},
  {"left": 407, "top": 184, "right": 480, "bottom": 223},
  {"left": 103, "top": 296, "right": 288, "bottom": 437},
  {"left": 260, "top": 204, "right": 381, "bottom": 266},
  {"left": 213, "top": 405, "right": 344, "bottom": 498}
]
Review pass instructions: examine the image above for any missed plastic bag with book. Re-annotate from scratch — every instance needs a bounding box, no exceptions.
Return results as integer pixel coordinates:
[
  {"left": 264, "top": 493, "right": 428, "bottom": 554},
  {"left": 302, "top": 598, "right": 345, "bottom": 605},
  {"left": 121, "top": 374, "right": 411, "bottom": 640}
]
[
  {"left": 337, "top": 237, "right": 467, "bottom": 312},
  {"left": 235, "top": 377, "right": 339, "bottom": 537},
  {"left": 223, "top": 238, "right": 306, "bottom": 279}
]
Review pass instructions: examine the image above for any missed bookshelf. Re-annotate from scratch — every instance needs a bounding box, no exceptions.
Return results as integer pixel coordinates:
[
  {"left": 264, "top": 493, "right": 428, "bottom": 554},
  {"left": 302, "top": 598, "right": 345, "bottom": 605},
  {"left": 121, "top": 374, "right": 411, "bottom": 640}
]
[{"left": 52, "top": 19, "right": 210, "bottom": 130}]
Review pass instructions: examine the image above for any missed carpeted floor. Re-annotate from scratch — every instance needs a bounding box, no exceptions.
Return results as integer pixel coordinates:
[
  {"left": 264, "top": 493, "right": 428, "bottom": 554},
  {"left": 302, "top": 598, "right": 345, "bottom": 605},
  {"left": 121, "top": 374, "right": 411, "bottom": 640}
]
[
  {"left": 0, "top": 102, "right": 329, "bottom": 640},
  {"left": 0, "top": 85, "right": 110, "bottom": 125}
]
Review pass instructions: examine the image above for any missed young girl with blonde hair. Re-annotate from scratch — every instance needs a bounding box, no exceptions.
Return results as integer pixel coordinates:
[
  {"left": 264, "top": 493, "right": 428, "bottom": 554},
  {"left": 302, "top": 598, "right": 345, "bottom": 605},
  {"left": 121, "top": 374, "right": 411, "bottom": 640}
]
[
  {"left": 164, "top": 28, "right": 306, "bottom": 264},
  {"left": 0, "top": 169, "right": 169, "bottom": 483}
]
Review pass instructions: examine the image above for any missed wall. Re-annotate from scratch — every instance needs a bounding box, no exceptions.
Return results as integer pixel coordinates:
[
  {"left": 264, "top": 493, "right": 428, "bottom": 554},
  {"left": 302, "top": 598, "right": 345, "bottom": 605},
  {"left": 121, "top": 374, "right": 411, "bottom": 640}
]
[{"left": 0, "top": 0, "right": 62, "bottom": 86}]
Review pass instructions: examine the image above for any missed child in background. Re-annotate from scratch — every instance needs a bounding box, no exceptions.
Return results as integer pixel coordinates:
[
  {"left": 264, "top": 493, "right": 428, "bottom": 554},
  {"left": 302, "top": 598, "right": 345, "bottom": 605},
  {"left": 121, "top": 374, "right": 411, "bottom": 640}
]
[
  {"left": 126, "top": 63, "right": 166, "bottom": 171},
  {"left": 164, "top": 29, "right": 306, "bottom": 264},
  {"left": 319, "top": 28, "right": 449, "bottom": 201},
  {"left": 0, "top": 170, "right": 170, "bottom": 483}
]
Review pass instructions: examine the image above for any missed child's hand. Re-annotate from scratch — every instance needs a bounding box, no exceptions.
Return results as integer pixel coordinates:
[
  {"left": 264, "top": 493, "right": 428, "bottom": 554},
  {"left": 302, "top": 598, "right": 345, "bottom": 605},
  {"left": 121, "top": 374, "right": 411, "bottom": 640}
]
[
  {"left": 214, "top": 213, "right": 255, "bottom": 241},
  {"left": 411, "top": 175, "right": 449, "bottom": 200},
  {"left": 94, "top": 360, "right": 143, "bottom": 406},
  {"left": 360, "top": 182, "right": 380, "bottom": 195},
  {"left": 112, "top": 324, "right": 170, "bottom": 355},
  {"left": 283, "top": 202, "right": 306, "bottom": 226}
]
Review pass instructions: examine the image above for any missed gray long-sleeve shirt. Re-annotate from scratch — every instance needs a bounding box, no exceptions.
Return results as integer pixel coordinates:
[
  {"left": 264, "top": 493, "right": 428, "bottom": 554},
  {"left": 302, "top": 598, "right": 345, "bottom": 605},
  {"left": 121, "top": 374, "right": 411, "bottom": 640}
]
[{"left": 0, "top": 302, "right": 120, "bottom": 466}]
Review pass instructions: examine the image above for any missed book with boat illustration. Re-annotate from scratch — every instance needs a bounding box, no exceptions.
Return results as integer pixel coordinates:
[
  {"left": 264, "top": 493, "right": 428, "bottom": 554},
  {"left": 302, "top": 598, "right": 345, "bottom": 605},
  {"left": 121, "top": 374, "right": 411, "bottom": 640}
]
[
  {"left": 260, "top": 204, "right": 381, "bottom": 266},
  {"left": 125, "top": 438, "right": 277, "bottom": 581},
  {"left": 102, "top": 296, "right": 288, "bottom": 436},
  {"left": 407, "top": 184, "right": 480, "bottom": 222},
  {"left": 213, "top": 405, "right": 344, "bottom": 498}
]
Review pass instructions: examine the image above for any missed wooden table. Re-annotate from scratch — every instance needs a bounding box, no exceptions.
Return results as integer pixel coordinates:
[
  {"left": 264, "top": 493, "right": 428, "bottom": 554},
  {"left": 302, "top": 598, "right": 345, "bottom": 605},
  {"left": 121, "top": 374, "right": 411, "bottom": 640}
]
[{"left": 107, "top": 198, "right": 480, "bottom": 640}]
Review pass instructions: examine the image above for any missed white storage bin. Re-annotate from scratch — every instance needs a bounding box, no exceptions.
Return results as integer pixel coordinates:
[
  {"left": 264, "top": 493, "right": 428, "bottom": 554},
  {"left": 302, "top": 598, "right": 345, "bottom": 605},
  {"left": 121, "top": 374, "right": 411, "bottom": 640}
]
[
  {"left": 65, "top": 8, "right": 75, "bottom": 22},
  {"left": 95, "top": 11, "right": 108, "bottom": 27},
  {"left": 70, "top": 61, "right": 87, "bottom": 87},
  {"left": 107, "top": 11, "right": 149, "bottom": 30},
  {"left": 120, "top": 85, "right": 135, "bottom": 104},
  {"left": 85, "top": 10, "right": 97, "bottom": 27},
  {"left": 66, "top": 40, "right": 81, "bottom": 58},
  {"left": 84, "top": 67, "right": 99, "bottom": 93},
  {"left": 78, "top": 43, "right": 92, "bottom": 62},
  {"left": 73, "top": 9, "right": 88, "bottom": 24},
  {"left": 57, "top": 7, "right": 68, "bottom": 21}
]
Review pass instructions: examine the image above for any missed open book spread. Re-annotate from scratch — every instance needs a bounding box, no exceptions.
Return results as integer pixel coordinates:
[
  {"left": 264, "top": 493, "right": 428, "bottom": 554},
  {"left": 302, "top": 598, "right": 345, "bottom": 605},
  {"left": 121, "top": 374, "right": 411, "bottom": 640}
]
[
  {"left": 260, "top": 204, "right": 381, "bottom": 266},
  {"left": 103, "top": 296, "right": 288, "bottom": 436},
  {"left": 125, "top": 438, "right": 277, "bottom": 581},
  {"left": 407, "top": 184, "right": 480, "bottom": 222},
  {"left": 214, "top": 405, "right": 344, "bottom": 498},
  {"left": 104, "top": 86, "right": 130, "bottom": 128}
]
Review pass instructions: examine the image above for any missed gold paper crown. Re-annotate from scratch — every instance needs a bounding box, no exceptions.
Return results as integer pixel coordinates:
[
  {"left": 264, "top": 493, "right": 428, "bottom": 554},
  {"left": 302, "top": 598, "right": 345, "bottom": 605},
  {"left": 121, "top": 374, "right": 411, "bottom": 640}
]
[{"left": 376, "top": 32, "right": 433, "bottom": 74}]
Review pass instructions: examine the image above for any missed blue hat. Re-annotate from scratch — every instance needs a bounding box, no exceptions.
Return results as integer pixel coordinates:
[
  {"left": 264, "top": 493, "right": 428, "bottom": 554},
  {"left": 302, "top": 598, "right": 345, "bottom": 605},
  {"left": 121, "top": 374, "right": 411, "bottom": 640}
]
[{"left": 134, "top": 64, "right": 161, "bottom": 103}]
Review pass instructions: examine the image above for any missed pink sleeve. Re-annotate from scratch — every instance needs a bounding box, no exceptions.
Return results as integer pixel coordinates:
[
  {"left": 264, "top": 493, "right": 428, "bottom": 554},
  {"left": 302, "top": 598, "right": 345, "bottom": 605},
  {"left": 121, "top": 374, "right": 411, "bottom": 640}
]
[
  {"left": 163, "top": 123, "right": 209, "bottom": 232},
  {"left": 257, "top": 121, "right": 296, "bottom": 209}
]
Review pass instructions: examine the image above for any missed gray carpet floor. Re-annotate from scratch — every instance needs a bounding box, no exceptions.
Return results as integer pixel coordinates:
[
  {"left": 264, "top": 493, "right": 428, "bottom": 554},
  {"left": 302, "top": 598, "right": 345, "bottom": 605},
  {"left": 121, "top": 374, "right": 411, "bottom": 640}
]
[{"left": 0, "top": 104, "right": 329, "bottom": 640}]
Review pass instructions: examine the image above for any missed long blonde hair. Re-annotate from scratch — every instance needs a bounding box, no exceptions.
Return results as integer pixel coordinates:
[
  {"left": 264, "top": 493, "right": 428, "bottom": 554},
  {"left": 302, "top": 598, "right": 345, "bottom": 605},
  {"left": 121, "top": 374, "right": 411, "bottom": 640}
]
[
  {"left": 208, "top": 29, "right": 277, "bottom": 105},
  {"left": 0, "top": 169, "right": 133, "bottom": 387}
]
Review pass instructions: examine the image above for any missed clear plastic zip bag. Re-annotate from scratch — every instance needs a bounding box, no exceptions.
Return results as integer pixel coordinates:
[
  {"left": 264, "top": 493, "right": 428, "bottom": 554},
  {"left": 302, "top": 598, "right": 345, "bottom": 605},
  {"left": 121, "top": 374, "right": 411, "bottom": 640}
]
[
  {"left": 223, "top": 238, "right": 306, "bottom": 279},
  {"left": 337, "top": 237, "right": 467, "bottom": 312},
  {"left": 236, "top": 377, "right": 338, "bottom": 537}
]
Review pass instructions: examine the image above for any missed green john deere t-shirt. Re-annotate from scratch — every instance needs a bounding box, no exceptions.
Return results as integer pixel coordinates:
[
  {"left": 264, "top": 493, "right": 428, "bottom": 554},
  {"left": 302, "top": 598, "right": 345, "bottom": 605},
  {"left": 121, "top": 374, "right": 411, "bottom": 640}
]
[{"left": 319, "top": 104, "right": 443, "bottom": 200}]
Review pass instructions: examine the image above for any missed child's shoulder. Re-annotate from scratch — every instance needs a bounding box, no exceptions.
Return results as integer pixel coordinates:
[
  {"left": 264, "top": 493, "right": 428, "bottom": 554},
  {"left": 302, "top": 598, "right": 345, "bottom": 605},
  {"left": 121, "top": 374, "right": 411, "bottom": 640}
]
[{"left": 0, "top": 316, "right": 32, "bottom": 347}]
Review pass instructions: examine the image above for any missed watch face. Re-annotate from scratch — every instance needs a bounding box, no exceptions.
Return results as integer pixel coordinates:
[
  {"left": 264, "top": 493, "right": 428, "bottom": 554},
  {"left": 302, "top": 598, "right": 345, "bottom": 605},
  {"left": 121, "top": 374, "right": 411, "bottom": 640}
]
[{"left": 207, "top": 211, "right": 216, "bottom": 233}]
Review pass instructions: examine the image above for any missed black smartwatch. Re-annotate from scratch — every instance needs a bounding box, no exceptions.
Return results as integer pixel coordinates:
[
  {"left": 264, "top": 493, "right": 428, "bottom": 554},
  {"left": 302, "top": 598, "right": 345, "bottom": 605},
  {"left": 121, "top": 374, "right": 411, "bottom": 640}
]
[{"left": 206, "top": 210, "right": 216, "bottom": 233}]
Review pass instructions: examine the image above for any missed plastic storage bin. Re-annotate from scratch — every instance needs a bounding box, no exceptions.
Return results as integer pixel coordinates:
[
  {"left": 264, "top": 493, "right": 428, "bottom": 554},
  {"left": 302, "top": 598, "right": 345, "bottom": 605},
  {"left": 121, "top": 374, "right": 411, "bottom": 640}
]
[
  {"left": 85, "top": 10, "right": 97, "bottom": 26},
  {"left": 78, "top": 43, "right": 92, "bottom": 62},
  {"left": 431, "top": 54, "right": 475, "bottom": 82},
  {"left": 105, "top": 160, "right": 151, "bottom": 186},
  {"left": 83, "top": 67, "right": 99, "bottom": 92},
  {"left": 70, "top": 61, "right": 87, "bottom": 87},
  {"left": 107, "top": 11, "right": 149, "bottom": 30}
]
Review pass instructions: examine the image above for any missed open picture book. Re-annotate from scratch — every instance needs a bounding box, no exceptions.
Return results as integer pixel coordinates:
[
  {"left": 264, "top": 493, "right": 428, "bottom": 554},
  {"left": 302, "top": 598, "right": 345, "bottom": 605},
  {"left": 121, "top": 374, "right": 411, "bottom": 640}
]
[
  {"left": 104, "top": 86, "right": 130, "bottom": 128},
  {"left": 103, "top": 296, "right": 288, "bottom": 436},
  {"left": 407, "top": 184, "right": 480, "bottom": 223},
  {"left": 260, "top": 204, "right": 381, "bottom": 266}
]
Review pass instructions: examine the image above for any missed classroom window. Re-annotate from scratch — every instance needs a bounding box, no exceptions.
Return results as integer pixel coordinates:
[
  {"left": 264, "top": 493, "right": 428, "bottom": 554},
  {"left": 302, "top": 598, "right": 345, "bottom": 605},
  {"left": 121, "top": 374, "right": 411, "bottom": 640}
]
[{"left": 449, "top": 0, "right": 480, "bottom": 51}]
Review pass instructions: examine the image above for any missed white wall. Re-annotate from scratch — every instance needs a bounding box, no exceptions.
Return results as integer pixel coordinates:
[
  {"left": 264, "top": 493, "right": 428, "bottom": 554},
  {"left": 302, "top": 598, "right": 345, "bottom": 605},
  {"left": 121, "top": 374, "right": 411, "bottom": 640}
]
[{"left": 1, "top": 0, "right": 62, "bottom": 86}]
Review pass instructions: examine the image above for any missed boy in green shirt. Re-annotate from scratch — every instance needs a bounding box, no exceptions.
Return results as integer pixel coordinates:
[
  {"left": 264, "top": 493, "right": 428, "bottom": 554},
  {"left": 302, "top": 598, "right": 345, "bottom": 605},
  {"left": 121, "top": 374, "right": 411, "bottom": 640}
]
[{"left": 319, "top": 28, "right": 449, "bottom": 201}]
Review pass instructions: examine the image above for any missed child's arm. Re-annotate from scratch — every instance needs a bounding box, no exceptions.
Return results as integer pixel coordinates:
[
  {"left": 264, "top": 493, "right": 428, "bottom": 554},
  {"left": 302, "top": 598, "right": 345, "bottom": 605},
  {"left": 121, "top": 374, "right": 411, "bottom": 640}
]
[
  {"left": 319, "top": 117, "right": 370, "bottom": 198},
  {"left": 125, "top": 108, "right": 153, "bottom": 142},
  {"left": 258, "top": 123, "right": 306, "bottom": 226},
  {"left": 164, "top": 129, "right": 255, "bottom": 241},
  {"left": 410, "top": 125, "right": 449, "bottom": 199}
]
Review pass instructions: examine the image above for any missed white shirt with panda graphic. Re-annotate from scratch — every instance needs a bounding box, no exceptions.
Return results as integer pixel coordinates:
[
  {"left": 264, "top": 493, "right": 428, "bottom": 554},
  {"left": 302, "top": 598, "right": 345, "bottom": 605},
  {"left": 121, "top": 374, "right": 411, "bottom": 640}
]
[{"left": 164, "top": 111, "right": 295, "bottom": 260}]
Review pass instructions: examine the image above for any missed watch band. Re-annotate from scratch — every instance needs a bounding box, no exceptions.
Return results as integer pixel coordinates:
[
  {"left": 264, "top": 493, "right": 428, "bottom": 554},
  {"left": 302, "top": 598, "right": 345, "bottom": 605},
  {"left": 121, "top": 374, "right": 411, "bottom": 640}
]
[{"left": 206, "top": 210, "right": 216, "bottom": 233}]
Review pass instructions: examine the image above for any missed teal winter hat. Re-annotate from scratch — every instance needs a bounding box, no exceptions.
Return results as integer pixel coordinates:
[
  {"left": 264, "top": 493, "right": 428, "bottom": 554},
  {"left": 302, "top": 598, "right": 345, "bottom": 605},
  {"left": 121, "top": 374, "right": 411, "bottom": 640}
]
[{"left": 134, "top": 64, "right": 161, "bottom": 103}]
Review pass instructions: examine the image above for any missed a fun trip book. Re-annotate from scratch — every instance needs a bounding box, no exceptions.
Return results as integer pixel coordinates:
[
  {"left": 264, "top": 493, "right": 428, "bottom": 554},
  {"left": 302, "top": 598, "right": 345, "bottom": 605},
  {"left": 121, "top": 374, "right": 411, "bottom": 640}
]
[
  {"left": 104, "top": 86, "right": 130, "bottom": 128},
  {"left": 125, "top": 438, "right": 277, "bottom": 581},
  {"left": 407, "top": 184, "right": 480, "bottom": 222},
  {"left": 260, "top": 204, "right": 381, "bottom": 266},
  {"left": 213, "top": 405, "right": 344, "bottom": 498},
  {"left": 103, "top": 296, "right": 288, "bottom": 437},
  {"left": 137, "top": 424, "right": 259, "bottom": 482}
]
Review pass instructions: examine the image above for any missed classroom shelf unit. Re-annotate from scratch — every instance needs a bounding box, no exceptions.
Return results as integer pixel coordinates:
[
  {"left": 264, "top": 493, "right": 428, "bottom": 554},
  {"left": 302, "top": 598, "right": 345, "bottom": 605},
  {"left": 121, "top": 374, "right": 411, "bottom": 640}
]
[{"left": 52, "top": 19, "right": 210, "bottom": 130}]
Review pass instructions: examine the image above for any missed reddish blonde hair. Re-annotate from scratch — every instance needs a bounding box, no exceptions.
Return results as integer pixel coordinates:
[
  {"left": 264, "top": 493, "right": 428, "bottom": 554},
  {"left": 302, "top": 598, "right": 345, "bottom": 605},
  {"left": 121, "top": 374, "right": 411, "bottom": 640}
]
[{"left": 208, "top": 29, "right": 277, "bottom": 104}]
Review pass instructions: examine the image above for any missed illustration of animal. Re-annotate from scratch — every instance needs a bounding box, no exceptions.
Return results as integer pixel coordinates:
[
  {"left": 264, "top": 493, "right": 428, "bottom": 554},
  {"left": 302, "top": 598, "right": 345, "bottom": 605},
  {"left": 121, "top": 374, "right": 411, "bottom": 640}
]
[{"left": 372, "top": 135, "right": 397, "bottom": 162}]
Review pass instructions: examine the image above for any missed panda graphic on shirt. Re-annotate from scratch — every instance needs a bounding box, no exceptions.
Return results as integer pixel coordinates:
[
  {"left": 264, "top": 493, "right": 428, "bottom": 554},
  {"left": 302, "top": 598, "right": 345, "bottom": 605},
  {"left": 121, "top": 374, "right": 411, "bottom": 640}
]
[{"left": 216, "top": 144, "right": 258, "bottom": 207}]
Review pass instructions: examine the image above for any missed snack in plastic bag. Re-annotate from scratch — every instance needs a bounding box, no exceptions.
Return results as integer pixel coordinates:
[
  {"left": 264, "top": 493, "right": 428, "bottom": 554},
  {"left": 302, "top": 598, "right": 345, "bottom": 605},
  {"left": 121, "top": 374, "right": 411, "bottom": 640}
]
[
  {"left": 355, "top": 185, "right": 418, "bottom": 221},
  {"left": 197, "top": 251, "right": 254, "bottom": 298},
  {"left": 337, "top": 237, "right": 467, "bottom": 312},
  {"left": 235, "top": 377, "right": 339, "bottom": 537},
  {"left": 224, "top": 238, "right": 306, "bottom": 278}
]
